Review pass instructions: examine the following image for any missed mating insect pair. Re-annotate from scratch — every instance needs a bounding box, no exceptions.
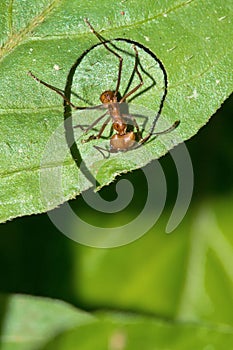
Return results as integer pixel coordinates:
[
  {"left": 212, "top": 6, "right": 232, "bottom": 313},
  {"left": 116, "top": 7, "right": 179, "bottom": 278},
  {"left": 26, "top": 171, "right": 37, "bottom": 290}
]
[{"left": 28, "top": 18, "right": 179, "bottom": 154}]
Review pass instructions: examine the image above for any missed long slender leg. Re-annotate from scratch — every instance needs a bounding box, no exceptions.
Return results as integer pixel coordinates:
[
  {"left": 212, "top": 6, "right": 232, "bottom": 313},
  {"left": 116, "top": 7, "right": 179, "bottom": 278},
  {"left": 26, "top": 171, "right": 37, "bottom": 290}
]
[
  {"left": 139, "top": 120, "right": 180, "bottom": 145},
  {"left": 93, "top": 145, "right": 111, "bottom": 159},
  {"left": 153, "top": 120, "right": 180, "bottom": 135},
  {"left": 28, "top": 71, "right": 103, "bottom": 110},
  {"left": 120, "top": 45, "right": 143, "bottom": 102},
  {"left": 73, "top": 124, "right": 91, "bottom": 131},
  {"left": 82, "top": 116, "right": 111, "bottom": 143},
  {"left": 84, "top": 18, "right": 123, "bottom": 97},
  {"left": 74, "top": 111, "right": 108, "bottom": 133}
]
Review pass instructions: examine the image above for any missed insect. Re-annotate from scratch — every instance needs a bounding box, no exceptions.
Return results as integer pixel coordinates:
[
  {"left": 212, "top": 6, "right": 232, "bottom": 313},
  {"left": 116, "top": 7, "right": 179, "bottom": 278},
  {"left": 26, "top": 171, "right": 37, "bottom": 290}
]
[{"left": 28, "top": 18, "right": 179, "bottom": 154}]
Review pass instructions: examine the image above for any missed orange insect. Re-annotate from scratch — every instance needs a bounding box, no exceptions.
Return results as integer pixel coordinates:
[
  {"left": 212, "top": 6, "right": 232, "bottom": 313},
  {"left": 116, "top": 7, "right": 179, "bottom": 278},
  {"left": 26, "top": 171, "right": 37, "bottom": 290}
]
[{"left": 28, "top": 19, "right": 179, "bottom": 154}]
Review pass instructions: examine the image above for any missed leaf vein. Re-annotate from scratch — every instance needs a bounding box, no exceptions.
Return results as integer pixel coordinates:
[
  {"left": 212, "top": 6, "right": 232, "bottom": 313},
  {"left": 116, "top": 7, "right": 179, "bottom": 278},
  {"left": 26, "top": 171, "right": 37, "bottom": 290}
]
[{"left": 0, "top": 0, "right": 62, "bottom": 62}]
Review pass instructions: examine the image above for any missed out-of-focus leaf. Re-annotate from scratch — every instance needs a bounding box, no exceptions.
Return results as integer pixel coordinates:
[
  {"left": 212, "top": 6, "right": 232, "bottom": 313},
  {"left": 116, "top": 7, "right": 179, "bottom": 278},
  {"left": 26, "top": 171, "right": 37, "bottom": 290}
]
[{"left": 0, "top": 294, "right": 94, "bottom": 350}]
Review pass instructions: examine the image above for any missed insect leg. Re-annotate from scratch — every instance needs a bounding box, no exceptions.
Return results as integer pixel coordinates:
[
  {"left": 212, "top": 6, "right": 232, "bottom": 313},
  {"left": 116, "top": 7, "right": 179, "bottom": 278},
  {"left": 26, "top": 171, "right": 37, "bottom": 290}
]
[
  {"left": 28, "top": 71, "right": 103, "bottom": 110},
  {"left": 74, "top": 111, "right": 108, "bottom": 133},
  {"left": 139, "top": 120, "right": 180, "bottom": 145},
  {"left": 84, "top": 18, "right": 123, "bottom": 97},
  {"left": 93, "top": 145, "right": 111, "bottom": 159},
  {"left": 120, "top": 45, "right": 143, "bottom": 102},
  {"left": 82, "top": 116, "right": 111, "bottom": 143}
]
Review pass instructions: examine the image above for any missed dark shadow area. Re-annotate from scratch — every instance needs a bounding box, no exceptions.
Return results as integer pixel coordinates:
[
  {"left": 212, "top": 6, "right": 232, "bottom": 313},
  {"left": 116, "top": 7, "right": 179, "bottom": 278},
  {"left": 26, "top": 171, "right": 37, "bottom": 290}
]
[
  {"left": 63, "top": 46, "right": 101, "bottom": 187},
  {"left": 70, "top": 166, "right": 148, "bottom": 227},
  {"left": 0, "top": 214, "right": 76, "bottom": 304},
  {"left": 187, "top": 93, "right": 233, "bottom": 198},
  {"left": 139, "top": 93, "right": 233, "bottom": 210},
  {"left": 157, "top": 92, "right": 233, "bottom": 203}
]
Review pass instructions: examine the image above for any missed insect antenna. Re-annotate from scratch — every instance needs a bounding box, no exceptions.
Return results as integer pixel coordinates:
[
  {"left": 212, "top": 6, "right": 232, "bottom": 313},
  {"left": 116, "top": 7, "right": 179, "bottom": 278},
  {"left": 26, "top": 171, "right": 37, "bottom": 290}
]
[
  {"left": 28, "top": 71, "right": 102, "bottom": 110},
  {"left": 84, "top": 18, "right": 123, "bottom": 97}
]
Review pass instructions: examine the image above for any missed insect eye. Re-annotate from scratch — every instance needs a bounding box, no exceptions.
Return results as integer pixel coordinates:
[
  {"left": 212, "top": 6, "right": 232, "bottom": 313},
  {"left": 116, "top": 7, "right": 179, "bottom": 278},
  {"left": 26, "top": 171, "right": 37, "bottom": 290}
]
[{"left": 100, "top": 90, "right": 114, "bottom": 103}]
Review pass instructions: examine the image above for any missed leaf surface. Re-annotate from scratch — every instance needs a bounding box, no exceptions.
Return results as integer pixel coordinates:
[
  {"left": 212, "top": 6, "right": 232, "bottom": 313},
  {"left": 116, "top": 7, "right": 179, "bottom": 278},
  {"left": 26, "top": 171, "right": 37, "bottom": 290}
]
[
  {"left": 1, "top": 295, "right": 232, "bottom": 350},
  {"left": 0, "top": 0, "right": 232, "bottom": 222},
  {"left": 0, "top": 294, "right": 94, "bottom": 350}
]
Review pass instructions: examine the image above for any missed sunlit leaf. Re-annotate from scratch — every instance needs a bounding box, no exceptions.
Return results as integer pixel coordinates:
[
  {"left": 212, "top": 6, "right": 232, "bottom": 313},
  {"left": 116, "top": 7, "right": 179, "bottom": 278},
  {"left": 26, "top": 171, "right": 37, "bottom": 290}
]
[{"left": 0, "top": 0, "right": 232, "bottom": 222}]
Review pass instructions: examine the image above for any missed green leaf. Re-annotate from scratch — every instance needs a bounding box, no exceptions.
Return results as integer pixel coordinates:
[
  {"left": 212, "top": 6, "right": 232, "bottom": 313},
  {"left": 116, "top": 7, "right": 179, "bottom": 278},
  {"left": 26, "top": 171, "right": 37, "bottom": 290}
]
[
  {"left": 27, "top": 313, "right": 233, "bottom": 350},
  {"left": 0, "top": 294, "right": 94, "bottom": 350},
  {"left": 1, "top": 295, "right": 232, "bottom": 350},
  {"left": 0, "top": 0, "right": 232, "bottom": 222}
]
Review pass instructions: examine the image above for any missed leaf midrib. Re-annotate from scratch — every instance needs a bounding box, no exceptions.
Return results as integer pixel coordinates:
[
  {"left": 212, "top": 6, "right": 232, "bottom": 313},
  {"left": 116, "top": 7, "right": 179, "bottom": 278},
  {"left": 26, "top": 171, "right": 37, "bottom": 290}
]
[
  {"left": 0, "top": 0, "right": 62, "bottom": 62},
  {"left": 0, "top": 0, "right": 196, "bottom": 63}
]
